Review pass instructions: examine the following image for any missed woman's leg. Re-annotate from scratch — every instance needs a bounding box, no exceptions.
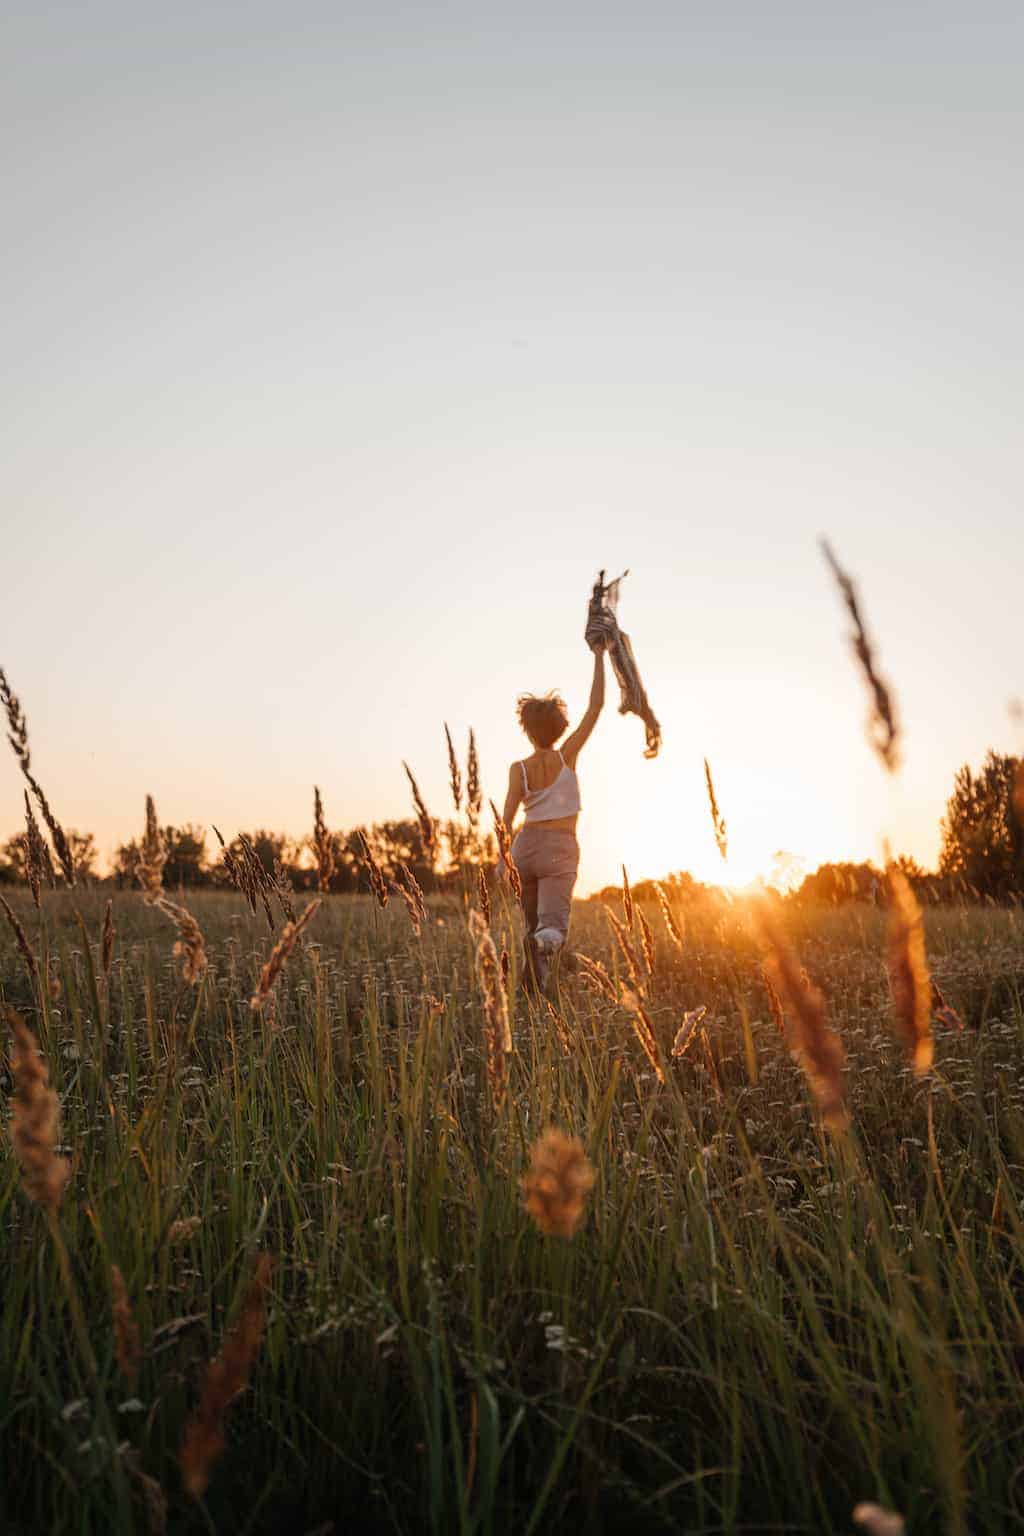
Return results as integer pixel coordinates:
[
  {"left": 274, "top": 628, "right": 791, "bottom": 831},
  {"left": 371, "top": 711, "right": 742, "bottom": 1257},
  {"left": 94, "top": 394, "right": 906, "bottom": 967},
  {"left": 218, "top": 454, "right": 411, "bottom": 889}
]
[
  {"left": 534, "top": 835, "right": 580, "bottom": 951},
  {"left": 512, "top": 831, "right": 542, "bottom": 987}
]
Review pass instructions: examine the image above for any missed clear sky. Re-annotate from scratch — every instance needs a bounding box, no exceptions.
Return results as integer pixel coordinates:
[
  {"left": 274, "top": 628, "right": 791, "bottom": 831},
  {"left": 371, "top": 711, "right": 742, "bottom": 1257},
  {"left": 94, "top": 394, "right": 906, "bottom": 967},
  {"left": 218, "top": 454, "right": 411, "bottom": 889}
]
[{"left": 4, "top": 2, "right": 1022, "bottom": 893}]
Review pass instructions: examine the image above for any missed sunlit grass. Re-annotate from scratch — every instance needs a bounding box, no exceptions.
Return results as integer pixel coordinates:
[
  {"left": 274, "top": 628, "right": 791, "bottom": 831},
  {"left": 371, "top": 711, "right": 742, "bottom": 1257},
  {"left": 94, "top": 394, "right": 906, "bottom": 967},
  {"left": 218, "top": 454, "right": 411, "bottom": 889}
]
[{"left": 2, "top": 886, "right": 1023, "bottom": 1534}]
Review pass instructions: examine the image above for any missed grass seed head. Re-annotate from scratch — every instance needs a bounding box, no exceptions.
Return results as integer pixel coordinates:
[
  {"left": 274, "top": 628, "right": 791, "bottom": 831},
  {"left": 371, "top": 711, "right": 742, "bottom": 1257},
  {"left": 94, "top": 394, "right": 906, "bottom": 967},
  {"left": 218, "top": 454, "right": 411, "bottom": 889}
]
[
  {"left": 358, "top": 832, "right": 389, "bottom": 909},
  {"left": 444, "top": 723, "right": 462, "bottom": 811},
  {"left": 575, "top": 951, "right": 618, "bottom": 1003},
  {"left": 621, "top": 864, "right": 634, "bottom": 928},
  {"left": 154, "top": 897, "right": 208, "bottom": 985},
  {"left": 110, "top": 1264, "right": 142, "bottom": 1389},
  {"left": 0, "top": 665, "right": 31, "bottom": 773},
  {"left": 101, "top": 898, "right": 115, "bottom": 978},
  {"left": 821, "top": 540, "right": 901, "bottom": 773},
  {"left": 852, "top": 1505, "right": 905, "bottom": 1536},
  {"left": 7, "top": 1007, "right": 70, "bottom": 1210},
  {"left": 312, "top": 786, "right": 335, "bottom": 894},
  {"left": 605, "top": 906, "right": 643, "bottom": 990},
  {"left": 403, "top": 761, "right": 438, "bottom": 867},
  {"left": 466, "top": 729, "right": 482, "bottom": 828},
  {"left": 886, "top": 866, "right": 933, "bottom": 1075},
  {"left": 654, "top": 882, "right": 685, "bottom": 950},
  {"left": 250, "top": 899, "right": 321, "bottom": 1010},
  {"left": 521, "top": 1128, "right": 595, "bottom": 1239},
  {"left": 1, "top": 894, "right": 40, "bottom": 987},
  {"left": 489, "top": 801, "right": 522, "bottom": 903},
  {"left": 179, "top": 1254, "right": 272, "bottom": 1500},
  {"left": 392, "top": 861, "right": 426, "bottom": 935},
  {"left": 671, "top": 1005, "right": 707, "bottom": 1058},
  {"left": 23, "top": 792, "right": 54, "bottom": 909},
  {"left": 139, "top": 796, "right": 167, "bottom": 902},
  {"left": 753, "top": 904, "right": 847, "bottom": 1131},
  {"left": 704, "top": 758, "right": 728, "bottom": 863},
  {"left": 618, "top": 985, "right": 665, "bottom": 1083}
]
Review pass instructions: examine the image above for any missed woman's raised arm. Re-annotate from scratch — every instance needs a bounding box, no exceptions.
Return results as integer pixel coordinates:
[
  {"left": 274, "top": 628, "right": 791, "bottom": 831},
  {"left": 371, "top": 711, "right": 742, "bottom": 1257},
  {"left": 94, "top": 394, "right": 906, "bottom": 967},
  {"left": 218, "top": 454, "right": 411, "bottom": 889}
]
[{"left": 562, "top": 646, "right": 606, "bottom": 768}]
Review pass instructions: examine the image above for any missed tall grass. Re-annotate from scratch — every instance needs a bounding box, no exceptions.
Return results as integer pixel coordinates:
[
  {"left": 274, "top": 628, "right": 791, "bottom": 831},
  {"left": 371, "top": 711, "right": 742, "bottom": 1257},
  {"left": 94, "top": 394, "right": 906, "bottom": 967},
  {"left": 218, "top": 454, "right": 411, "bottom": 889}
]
[{"left": 2, "top": 885, "right": 1023, "bottom": 1533}]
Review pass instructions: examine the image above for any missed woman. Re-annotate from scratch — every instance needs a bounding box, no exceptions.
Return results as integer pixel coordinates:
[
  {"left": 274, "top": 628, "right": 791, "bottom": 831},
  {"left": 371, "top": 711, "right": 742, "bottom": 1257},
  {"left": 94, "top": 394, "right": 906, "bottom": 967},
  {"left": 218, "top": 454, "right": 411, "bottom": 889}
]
[{"left": 499, "top": 638, "right": 606, "bottom": 987}]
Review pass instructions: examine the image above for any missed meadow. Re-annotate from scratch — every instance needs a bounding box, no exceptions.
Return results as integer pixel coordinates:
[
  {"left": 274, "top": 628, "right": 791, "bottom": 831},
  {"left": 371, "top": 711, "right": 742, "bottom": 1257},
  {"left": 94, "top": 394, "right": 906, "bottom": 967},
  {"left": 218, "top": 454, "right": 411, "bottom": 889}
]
[{"left": 2, "top": 882, "right": 1024, "bottom": 1535}]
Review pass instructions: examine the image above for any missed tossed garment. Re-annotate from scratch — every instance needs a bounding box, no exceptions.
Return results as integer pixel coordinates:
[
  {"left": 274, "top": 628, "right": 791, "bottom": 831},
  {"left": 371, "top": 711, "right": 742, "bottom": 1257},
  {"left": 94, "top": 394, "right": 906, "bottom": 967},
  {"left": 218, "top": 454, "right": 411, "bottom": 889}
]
[{"left": 584, "top": 569, "right": 661, "bottom": 759}]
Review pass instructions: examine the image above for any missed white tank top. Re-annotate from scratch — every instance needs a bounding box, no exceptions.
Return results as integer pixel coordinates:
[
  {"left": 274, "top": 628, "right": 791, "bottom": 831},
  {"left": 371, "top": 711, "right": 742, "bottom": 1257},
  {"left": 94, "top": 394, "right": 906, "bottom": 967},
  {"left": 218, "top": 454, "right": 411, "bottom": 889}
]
[{"left": 520, "top": 751, "right": 581, "bottom": 822}]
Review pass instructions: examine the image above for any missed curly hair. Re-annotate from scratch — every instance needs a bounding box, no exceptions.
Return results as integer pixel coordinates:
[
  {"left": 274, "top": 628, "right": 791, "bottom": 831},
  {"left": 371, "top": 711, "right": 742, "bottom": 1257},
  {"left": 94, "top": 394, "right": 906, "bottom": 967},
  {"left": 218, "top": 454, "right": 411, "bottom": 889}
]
[{"left": 517, "top": 693, "right": 569, "bottom": 749}]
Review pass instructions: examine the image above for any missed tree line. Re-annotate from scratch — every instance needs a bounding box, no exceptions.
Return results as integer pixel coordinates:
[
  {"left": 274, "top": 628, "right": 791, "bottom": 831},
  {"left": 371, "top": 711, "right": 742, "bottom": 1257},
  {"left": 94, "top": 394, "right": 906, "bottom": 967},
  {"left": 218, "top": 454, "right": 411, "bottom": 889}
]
[
  {"left": 1, "top": 749, "right": 1021, "bottom": 902},
  {"left": 1, "top": 818, "right": 494, "bottom": 894}
]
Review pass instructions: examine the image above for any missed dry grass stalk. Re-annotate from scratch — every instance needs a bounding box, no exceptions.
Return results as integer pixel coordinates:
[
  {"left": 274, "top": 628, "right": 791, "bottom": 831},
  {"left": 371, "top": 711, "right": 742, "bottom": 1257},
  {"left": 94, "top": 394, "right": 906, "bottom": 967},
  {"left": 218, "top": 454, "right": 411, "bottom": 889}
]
[
  {"left": 250, "top": 899, "right": 322, "bottom": 1010},
  {"left": 852, "top": 1505, "right": 905, "bottom": 1536},
  {"left": 444, "top": 723, "right": 462, "bottom": 811},
  {"left": 101, "top": 899, "right": 115, "bottom": 979},
  {"left": 638, "top": 907, "right": 656, "bottom": 976},
  {"left": 821, "top": 540, "right": 901, "bottom": 773},
  {"left": 213, "top": 825, "right": 250, "bottom": 908},
  {"left": 1014, "top": 759, "right": 1024, "bottom": 831},
  {"left": 489, "top": 800, "right": 522, "bottom": 903},
  {"left": 671, "top": 1005, "right": 707, "bottom": 1058},
  {"left": 7, "top": 1007, "right": 70, "bottom": 1209},
  {"left": 704, "top": 758, "right": 728, "bottom": 863},
  {"left": 654, "top": 881, "right": 684, "bottom": 951},
  {"left": 468, "top": 909, "right": 512, "bottom": 1110},
  {"left": 358, "top": 833, "right": 389, "bottom": 908},
  {"left": 619, "top": 985, "right": 665, "bottom": 1083},
  {"left": 476, "top": 864, "right": 492, "bottom": 927},
  {"left": 392, "top": 862, "right": 426, "bottom": 936},
  {"left": 605, "top": 907, "right": 643, "bottom": 990},
  {"left": 312, "top": 787, "right": 335, "bottom": 894},
  {"left": 886, "top": 866, "right": 934, "bottom": 1075},
  {"left": 466, "top": 729, "right": 482, "bottom": 830},
  {"left": 499, "top": 946, "right": 510, "bottom": 985},
  {"left": 23, "top": 792, "right": 54, "bottom": 909},
  {"left": 0, "top": 665, "right": 30, "bottom": 771},
  {"left": 402, "top": 761, "right": 438, "bottom": 866},
  {"left": 29, "top": 776, "right": 74, "bottom": 887},
  {"left": 1, "top": 894, "right": 40, "bottom": 987},
  {"left": 753, "top": 904, "right": 847, "bottom": 1131},
  {"left": 544, "top": 997, "right": 573, "bottom": 1054},
  {"left": 179, "top": 1253, "right": 273, "bottom": 1500},
  {"left": 110, "top": 1264, "right": 142, "bottom": 1389},
  {"left": 139, "top": 796, "right": 167, "bottom": 902},
  {"left": 762, "top": 962, "right": 786, "bottom": 1035},
  {"left": 237, "top": 835, "right": 276, "bottom": 931},
  {"left": 154, "top": 897, "right": 208, "bottom": 986},
  {"left": 621, "top": 864, "right": 634, "bottom": 928},
  {"left": 1, "top": 667, "right": 74, "bottom": 885},
  {"left": 575, "top": 952, "right": 618, "bottom": 1003},
  {"left": 521, "top": 1128, "right": 595, "bottom": 1239}
]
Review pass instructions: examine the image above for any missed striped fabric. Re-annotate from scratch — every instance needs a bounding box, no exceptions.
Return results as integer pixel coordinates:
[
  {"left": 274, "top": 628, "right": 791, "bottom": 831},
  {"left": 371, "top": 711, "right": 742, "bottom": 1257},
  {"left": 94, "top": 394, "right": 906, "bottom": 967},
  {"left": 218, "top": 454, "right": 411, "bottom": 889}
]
[{"left": 585, "top": 570, "right": 662, "bottom": 759}]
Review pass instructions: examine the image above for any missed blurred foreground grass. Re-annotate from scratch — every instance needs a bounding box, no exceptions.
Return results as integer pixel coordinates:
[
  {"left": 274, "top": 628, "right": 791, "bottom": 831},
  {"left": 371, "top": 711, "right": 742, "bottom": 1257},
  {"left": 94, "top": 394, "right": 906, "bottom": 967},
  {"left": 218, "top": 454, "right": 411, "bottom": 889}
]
[{"left": 2, "top": 887, "right": 1023, "bottom": 1534}]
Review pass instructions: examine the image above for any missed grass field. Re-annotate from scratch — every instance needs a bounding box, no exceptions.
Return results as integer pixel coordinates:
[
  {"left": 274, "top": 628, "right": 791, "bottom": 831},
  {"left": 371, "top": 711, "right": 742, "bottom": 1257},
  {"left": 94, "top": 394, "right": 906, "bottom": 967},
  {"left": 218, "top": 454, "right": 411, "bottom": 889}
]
[{"left": 2, "top": 884, "right": 1024, "bottom": 1534}]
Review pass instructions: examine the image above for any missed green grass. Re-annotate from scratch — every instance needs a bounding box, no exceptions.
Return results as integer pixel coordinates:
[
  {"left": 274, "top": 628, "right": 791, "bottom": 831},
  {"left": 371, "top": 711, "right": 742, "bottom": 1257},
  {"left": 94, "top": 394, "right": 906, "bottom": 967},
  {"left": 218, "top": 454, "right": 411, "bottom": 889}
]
[{"left": 2, "top": 886, "right": 1023, "bottom": 1534}]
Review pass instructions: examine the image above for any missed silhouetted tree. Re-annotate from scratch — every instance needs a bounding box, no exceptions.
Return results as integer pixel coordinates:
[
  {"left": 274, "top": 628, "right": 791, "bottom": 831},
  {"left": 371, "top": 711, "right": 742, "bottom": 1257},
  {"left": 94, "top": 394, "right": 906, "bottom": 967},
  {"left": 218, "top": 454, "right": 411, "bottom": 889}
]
[
  {"left": 939, "top": 751, "right": 1023, "bottom": 900},
  {"left": 161, "top": 825, "right": 208, "bottom": 887},
  {"left": 1, "top": 834, "right": 26, "bottom": 883},
  {"left": 66, "top": 830, "right": 98, "bottom": 882},
  {"left": 112, "top": 839, "right": 141, "bottom": 888}
]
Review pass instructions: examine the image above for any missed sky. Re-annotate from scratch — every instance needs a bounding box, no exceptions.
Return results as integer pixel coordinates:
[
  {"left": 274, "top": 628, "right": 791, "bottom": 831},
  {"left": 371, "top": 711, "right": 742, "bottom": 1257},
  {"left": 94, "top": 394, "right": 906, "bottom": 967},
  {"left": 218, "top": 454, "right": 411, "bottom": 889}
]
[{"left": 3, "top": 2, "right": 1022, "bottom": 894}]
